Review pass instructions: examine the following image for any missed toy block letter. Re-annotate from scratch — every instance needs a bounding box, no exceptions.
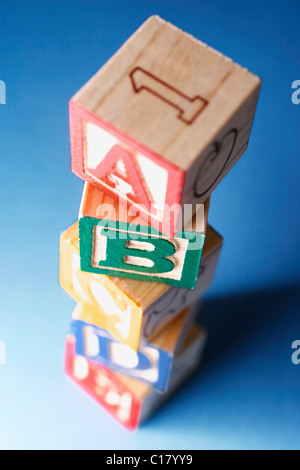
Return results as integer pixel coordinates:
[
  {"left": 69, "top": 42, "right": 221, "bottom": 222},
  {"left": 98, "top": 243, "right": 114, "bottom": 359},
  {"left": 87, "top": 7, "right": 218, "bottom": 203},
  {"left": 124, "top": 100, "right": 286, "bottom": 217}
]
[
  {"left": 64, "top": 323, "right": 207, "bottom": 430},
  {"left": 79, "top": 217, "right": 205, "bottom": 289},
  {"left": 70, "top": 16, "right": 261, "bottom": 236}
]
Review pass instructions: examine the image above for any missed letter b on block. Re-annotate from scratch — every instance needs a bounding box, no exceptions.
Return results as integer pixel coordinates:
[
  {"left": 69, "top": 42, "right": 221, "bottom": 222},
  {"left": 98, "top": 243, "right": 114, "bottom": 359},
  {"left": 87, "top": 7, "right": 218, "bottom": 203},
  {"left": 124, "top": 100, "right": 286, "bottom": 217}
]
[
  {"left": 93, "top": 226, "right": 176, "bottom": 274},
  {"left": 79, "top": 217, "right": 204, "bottom": 289}
]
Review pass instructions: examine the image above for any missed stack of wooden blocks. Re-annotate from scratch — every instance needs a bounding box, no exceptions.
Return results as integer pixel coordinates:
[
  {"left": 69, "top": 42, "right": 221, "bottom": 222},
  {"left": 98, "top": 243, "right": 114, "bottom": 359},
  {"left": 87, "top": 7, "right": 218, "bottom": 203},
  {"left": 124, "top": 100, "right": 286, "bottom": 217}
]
[{"left": 60, "top": 16, "right": 261, "bottom": 431}]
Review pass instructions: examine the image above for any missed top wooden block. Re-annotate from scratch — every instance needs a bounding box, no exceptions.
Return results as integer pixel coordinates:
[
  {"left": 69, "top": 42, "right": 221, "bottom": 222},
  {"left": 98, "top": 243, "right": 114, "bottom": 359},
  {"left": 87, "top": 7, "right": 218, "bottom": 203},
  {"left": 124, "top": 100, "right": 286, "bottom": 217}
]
[{"left": 70, "top": 16, "right": 261, "bottom": 236}]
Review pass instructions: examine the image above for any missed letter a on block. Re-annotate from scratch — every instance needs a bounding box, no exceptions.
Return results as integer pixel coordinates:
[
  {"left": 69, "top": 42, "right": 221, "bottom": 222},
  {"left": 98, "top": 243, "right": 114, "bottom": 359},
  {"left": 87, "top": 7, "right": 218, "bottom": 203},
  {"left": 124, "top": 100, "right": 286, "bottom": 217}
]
[
  {"left": 70, "top": 107, "right": 183, "bottom": 236},
  {"left": 87, "top": 143, "right": 152, "bottom": 210},
  {"left": 79, "top": 217, "right": 205, "bottom": 289}
]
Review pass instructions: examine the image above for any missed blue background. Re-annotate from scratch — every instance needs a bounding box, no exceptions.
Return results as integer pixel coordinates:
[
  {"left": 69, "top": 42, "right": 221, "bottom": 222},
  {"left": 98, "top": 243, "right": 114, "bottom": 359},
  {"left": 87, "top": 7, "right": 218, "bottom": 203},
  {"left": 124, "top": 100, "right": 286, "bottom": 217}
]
[{"left": 0, "top": 0, "right": 299, "bottom": 450}]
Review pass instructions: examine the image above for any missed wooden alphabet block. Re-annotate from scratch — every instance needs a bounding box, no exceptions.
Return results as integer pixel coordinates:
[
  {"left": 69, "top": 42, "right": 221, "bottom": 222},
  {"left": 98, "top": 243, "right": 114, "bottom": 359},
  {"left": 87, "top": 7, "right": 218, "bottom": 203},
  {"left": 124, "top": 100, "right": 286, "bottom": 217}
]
[
  {"left": 70, "top": 15, "right": 261, "bottom": 237},
  {"left": 64, "top": 323, "right": 207, "bottom": 430},
  {"left": 79, "top": 216, "right": 205, "bottom": 289},
  {"left": 71, "top": 303, "right": 191, "bottom": 392},
  {"left": 79, "top": 184, "right": 208, "bottom": 289},
  {"left": 60, "top": 222, "right": 222, "bottom": 349}
]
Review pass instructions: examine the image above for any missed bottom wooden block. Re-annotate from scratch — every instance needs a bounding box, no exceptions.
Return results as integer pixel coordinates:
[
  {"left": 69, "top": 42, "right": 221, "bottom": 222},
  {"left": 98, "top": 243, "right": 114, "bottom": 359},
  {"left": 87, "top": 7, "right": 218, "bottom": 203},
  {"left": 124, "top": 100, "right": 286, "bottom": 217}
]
[{"left": 64, "top": 323, "right": 207, "bottom": 431}]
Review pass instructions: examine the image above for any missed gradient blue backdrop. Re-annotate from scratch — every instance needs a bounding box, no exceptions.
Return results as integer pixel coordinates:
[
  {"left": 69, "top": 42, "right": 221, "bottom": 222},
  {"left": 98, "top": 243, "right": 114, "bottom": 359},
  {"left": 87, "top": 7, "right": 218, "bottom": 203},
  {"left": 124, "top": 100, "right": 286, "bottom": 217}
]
[{"left": 0, "top": 0, "right": 299, "bottom": 450}]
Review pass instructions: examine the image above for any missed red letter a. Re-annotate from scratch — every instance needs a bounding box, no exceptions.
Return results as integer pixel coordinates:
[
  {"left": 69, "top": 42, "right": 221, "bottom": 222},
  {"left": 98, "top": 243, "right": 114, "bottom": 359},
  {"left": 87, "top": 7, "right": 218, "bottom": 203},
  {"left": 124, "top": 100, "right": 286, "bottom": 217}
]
[{"left": 88, "top": 144, "right": 152, "bottom": 210}]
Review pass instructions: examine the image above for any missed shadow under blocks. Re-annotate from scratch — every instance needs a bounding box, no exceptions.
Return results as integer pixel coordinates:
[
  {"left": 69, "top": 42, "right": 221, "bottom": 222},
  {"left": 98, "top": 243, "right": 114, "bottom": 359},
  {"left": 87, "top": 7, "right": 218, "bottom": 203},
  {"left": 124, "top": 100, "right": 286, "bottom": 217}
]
[{"left": 141, "top": 285, "right": 300, "bottom": 449}]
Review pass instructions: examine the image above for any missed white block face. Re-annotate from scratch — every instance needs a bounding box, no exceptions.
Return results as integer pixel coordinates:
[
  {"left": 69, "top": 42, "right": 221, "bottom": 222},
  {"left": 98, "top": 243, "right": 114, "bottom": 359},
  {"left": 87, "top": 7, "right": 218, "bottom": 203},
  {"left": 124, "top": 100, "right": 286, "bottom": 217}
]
[{"left": 84, "top": 122, "right": 169, "bottom": 223}]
